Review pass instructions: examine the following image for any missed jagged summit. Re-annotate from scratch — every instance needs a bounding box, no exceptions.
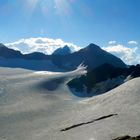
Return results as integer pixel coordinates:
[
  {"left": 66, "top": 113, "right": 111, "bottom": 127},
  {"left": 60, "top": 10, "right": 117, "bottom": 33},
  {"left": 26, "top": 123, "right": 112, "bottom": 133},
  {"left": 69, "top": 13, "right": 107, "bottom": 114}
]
[{"left": 52, "top": 45, "right": 71, "bottom": 55}]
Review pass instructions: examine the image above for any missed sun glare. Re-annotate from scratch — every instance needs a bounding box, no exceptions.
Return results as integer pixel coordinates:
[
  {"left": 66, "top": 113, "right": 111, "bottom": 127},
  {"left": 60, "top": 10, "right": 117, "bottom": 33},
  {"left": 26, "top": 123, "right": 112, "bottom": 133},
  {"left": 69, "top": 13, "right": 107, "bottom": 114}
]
[
  {"left": 23, "top": 0, "right": 73, "bottom": 17},
  {"left": 25, "top": 0, "right": 40, "bottom": 14},
  {"left": 54, "top": 0, "right": 72, "bottom": 16}
]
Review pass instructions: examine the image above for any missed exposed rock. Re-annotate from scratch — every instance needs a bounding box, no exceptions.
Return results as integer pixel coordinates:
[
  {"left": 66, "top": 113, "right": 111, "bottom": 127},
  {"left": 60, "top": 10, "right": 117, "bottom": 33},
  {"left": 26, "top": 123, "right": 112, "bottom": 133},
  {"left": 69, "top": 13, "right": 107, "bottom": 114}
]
[
  {"left": 61, "top": 114, "right": 118, "bottom": 131},
  {"left": 113, "top": 135, "right": 140, "bottom": 140},
  {"left": 52, "top": 45, "right": 71, "bottom": 55}
]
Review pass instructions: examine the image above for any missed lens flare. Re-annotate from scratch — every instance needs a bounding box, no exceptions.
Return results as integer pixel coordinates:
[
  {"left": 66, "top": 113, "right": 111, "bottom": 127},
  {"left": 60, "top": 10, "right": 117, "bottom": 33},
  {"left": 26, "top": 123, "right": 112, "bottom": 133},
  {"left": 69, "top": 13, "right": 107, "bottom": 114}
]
[
  {"left": 22, "top": 0, "right": 39, "bottom": 16},
  {"left": 54, "top": 0, "right": 72, "bottom": 16}
]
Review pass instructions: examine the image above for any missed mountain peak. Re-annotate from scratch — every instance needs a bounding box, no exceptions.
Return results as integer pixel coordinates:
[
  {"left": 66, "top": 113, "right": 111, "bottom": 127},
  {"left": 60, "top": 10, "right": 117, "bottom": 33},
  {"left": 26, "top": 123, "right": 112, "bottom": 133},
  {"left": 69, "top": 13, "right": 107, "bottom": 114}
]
[
  {"left": 52, "top": 45, "right": 71, "bottom": 55},
  {"left": 63, "top": 45, "right": 69, "bottom": 49},
  {"left": 79, "top": 43, "right": 101, "bottom": 53},
  {"left": 86, "top": 43, "right": 101, "bottom": 50},
  {"left": 0, "top": 43, "right": 6, "bottom": 48}
]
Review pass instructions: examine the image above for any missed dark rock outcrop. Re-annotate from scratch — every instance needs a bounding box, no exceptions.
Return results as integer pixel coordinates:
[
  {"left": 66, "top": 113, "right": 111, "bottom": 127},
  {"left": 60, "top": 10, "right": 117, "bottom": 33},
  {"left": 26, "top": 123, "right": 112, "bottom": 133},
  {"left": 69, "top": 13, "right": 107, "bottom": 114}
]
[
  {"left": 61, "top": 114, "right": 118, "bottom": 132},
  {"left": 68, "top": 64, "right": 140, "bottom": 97},
  {"left": 52, "top": 45, "right": 71, "bottom": 55},
  {"left": 0, "top": 43, "right": 23, "bottom": 59},
  {"left": 113, "top": 135, "right": 140, "bottom": 140}
]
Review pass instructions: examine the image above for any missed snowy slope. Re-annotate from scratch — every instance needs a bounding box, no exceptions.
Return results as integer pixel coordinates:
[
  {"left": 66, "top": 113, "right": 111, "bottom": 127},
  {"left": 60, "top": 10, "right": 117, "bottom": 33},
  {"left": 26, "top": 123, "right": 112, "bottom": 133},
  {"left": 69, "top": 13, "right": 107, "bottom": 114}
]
[{"left": 0, "top": 67, "right": 140, "bottom": 140}]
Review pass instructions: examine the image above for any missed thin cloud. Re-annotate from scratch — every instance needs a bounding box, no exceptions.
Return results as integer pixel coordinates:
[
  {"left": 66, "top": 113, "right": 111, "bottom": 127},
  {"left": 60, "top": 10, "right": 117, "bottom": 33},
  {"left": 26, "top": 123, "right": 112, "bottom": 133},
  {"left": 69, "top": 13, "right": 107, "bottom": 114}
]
[
  {"left": 108, "top": 41, "right": 116, "bottom": 45},
  {"left": 128, "top": 40, "right": 138, "bottom": 45}
]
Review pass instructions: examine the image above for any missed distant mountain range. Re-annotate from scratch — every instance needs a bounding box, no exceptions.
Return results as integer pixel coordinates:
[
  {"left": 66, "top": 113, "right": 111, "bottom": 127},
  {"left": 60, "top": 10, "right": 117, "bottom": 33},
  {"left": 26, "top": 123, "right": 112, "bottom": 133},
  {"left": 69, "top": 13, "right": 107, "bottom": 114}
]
[
  {"left": 2, "top": 42, "right": 140, "bottom": 97},
  {"left": 51, "top": 43, "right": 126, "bottom": 70},
  {"left": 0, "top": 43, "right": 126, "bottom": 71}
]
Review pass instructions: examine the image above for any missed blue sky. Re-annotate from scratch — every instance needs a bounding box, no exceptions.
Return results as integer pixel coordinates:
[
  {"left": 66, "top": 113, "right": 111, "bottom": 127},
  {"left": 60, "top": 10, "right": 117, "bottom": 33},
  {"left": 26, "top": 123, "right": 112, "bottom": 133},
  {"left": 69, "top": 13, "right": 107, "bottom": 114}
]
[{"left": 0, "top": 0, "right": 140, "bottom": 64}]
